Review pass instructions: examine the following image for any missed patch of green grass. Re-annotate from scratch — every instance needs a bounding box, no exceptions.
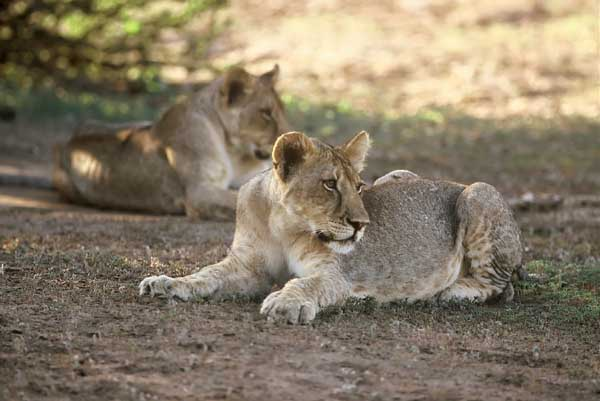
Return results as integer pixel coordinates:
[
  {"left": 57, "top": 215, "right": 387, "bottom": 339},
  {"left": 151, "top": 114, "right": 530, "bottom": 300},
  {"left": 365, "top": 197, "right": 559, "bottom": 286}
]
[{"left": 516, "top": 260, "right": 600, "bottom": 324}]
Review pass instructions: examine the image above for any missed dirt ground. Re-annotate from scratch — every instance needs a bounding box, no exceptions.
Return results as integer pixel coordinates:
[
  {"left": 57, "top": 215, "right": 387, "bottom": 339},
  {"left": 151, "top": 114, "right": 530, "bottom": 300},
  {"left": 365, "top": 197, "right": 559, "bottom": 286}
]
[
  {"left": 1, "top": 116, "right": 599, "bottom": 400},
  {"left": 1, "top": 0, "right": 599, "bottom": 400},
  {"left": 0, "top": 199, "right": 599, "bottom": 401}
]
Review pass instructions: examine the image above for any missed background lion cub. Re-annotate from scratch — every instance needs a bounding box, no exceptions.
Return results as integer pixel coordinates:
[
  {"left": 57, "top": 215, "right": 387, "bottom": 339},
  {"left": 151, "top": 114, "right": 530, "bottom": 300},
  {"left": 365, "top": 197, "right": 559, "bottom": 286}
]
[
  {"left": 53, "top": 66, "right": 289, "bottom": 220},
  {"left": 140, "top": 131, "right": 522, "bottom": 324}
]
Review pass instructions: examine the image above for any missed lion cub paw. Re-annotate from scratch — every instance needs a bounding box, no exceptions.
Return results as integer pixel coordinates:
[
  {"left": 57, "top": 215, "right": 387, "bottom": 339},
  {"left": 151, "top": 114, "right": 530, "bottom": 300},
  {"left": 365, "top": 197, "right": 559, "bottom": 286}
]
[
  {"left": 139, "top": 275, "right": 193, "bottom": 301},
  {"left": 260, "top": 290, "right": 318, "bottom": 325}
]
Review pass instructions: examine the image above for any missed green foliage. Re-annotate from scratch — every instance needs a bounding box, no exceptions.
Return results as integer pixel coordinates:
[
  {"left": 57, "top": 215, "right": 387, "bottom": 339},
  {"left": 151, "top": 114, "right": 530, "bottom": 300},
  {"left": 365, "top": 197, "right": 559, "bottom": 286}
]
[
  {"left": 0, "top": 0, "right": 227, "bottom": 93},
  {"left": 0, "top": 83, "right": 167, "bottom": 121}
]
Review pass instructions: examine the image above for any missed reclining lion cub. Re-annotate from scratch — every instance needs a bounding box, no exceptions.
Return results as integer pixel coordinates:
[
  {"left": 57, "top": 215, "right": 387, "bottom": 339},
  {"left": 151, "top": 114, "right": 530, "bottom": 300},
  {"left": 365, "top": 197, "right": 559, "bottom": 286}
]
[
  {"left": 53, "top": 65, "right": 289, "bottom": 220},
  {"left": 140, "top": 131, "right": 522, "bottom": 323}
]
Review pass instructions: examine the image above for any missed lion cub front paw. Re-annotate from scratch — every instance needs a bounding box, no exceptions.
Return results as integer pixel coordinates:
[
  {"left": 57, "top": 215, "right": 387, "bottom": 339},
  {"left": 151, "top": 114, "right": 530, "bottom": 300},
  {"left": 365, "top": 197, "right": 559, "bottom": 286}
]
[
  {"left": 139, "top": 275, "right": 192, "bottom": 301},
  {"left": 260, "top": 290, "right": 318, "bottom": 325}
]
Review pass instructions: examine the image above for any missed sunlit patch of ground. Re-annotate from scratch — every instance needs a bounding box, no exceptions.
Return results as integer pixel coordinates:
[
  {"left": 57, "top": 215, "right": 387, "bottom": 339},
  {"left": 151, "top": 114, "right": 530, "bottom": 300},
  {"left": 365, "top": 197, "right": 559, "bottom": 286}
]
[{"left": 208, "top": 0, "right": 598, "bottom": 118}]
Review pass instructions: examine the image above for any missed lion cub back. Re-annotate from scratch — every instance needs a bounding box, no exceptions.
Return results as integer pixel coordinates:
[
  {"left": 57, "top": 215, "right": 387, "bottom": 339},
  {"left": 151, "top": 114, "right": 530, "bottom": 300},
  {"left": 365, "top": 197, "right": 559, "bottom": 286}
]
[{"left": 343, "top": 178, "right": 466, "bottom": 301}]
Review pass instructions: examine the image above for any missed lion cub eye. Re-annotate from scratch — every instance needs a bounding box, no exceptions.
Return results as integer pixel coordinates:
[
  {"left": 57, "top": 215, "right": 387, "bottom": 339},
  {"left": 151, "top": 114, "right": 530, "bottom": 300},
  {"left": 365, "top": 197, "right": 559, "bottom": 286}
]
[
  {"left": 357, "top": 183, "right": 365, "bottom": 194},
  {"left": 260, "top": 108, "right": 272, "bottom": 121},
  {"left": 323, "top": 179, "right": 337, "bottom": 191}
]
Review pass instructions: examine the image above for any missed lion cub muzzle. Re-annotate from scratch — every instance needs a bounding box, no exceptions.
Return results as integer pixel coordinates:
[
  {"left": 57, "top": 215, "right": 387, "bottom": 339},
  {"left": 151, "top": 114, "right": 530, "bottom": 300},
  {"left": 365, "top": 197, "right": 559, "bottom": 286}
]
[{"left": 316, "top": 215, "right": 369, "bottom": 256}]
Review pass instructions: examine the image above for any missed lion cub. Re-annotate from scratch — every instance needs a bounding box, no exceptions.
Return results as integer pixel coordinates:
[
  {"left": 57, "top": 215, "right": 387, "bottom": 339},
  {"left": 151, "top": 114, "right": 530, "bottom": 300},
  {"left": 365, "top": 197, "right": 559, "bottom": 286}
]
[
  {"left": 140, "top": 131, "right": 522, "bottom": 323},
  {"left": 53, "top": 65, "right": 289, "bottom": 220}
]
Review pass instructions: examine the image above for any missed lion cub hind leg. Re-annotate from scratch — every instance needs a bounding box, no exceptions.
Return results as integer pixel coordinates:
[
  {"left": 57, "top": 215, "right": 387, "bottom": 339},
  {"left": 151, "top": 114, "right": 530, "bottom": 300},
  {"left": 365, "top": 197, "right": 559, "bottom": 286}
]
[{"left": 438, "top": 182, "right": 522, "bottom": 303}]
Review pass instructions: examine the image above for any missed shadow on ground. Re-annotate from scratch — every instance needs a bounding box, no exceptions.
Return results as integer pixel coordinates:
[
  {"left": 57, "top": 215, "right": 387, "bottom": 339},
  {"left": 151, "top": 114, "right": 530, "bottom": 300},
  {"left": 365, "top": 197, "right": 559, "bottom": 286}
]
[{"left": 2, "top": 90, "right": 599, "bottom": 197}]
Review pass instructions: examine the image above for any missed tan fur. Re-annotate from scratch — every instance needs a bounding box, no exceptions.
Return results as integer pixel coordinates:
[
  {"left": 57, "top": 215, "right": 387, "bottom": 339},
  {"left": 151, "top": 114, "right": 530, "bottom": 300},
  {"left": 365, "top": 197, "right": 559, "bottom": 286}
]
[
  {"left": 53, "top": 65, "right": 290, "bottom": 220},
  {"left": 140, "top": 132, "right": 522, "bottom": 324}
]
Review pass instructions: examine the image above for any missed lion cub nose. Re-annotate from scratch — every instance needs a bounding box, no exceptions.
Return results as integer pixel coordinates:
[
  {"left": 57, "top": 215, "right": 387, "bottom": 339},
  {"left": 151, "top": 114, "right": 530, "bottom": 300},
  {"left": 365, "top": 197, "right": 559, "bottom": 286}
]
[{"left": 347, "top": 218, "right": 368, "bottom": 231}]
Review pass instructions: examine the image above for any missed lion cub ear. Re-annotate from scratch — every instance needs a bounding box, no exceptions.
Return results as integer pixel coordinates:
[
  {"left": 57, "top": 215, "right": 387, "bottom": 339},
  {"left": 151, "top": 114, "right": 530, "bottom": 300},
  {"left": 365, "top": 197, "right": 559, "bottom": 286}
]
[
  {"left": 259, "top": 64, "right": 279, "bottom": 87},
  {"left": 221, "top": 67, "right": 254, "bottom": 107},
  {"left": 342, "top": 131, "right": 371, "bottom": 173},
  {"left": 272, "top": 131, "right": 315, "bottom": 181}
]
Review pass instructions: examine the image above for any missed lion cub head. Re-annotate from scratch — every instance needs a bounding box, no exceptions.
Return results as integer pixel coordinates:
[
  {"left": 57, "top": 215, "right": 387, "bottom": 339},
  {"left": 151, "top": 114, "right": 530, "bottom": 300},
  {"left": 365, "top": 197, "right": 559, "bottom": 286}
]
[
  {"left": 272, "top": 131, "right": 371, "bottom": 254},
  {"left": 217, "top": 65, "right": 290, "bottom": 161}
]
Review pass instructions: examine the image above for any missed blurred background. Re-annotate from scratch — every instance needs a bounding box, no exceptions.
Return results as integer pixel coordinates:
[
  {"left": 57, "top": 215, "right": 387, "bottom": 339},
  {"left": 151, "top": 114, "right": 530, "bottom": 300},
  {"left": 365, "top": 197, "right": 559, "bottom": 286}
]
[{"left": 0, "top": 0, "right": 598, "bottom": 198}]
